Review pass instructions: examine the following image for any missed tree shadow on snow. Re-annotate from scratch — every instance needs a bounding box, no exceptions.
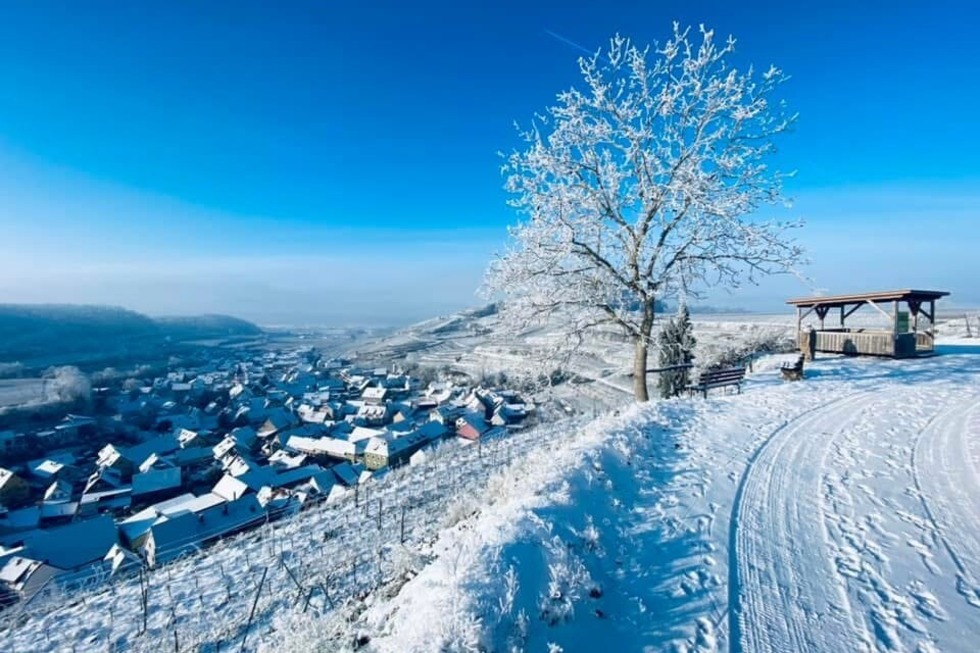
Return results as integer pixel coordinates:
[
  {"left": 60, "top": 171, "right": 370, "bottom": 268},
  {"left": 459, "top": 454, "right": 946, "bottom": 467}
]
[{"left": 472, "top": 404, "right": 724, "bottom": 652}]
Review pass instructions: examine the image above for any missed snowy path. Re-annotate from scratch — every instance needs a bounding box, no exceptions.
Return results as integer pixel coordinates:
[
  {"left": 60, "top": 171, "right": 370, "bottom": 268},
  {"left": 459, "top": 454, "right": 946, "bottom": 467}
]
[
  {"left": 730, "top": 371, "right": 980, "bottom": 653},
  {"left": 913, "top": 399, "right": 980, "bottom": 611},
  {"left": 730, "top": 392, "right": 876, "bottom": 653}
]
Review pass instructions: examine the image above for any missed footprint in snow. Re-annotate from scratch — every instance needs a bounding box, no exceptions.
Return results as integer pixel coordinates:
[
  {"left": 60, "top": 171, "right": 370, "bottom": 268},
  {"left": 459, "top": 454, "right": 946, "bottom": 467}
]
[{"left": 908, "top": 582, "right": 948, "bottom": 621}]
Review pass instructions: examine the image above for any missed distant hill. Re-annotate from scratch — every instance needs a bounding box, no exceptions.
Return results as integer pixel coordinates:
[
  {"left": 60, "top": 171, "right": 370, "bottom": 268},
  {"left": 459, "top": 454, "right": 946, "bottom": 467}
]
[
  {"left": 155, "top": 314, "right": 264, "bottom": 340},
  {"left": 0, "top": 304, "right": 263, "bottom": 365}
]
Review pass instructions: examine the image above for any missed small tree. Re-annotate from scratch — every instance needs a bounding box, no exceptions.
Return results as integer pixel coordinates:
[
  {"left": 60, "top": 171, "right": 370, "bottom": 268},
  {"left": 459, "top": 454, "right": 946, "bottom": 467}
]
[
  {"left": 0, "top": 473, "right": 31, "bottom": 510},
  {"left": 658, "top": 304, "right": 696, "bottom": 398},
  {"left": 44, "top": 366, "right": 92, "bottom": 407},
  {"left": 483, "top": 25, "right": 802, "bottom": 401}
]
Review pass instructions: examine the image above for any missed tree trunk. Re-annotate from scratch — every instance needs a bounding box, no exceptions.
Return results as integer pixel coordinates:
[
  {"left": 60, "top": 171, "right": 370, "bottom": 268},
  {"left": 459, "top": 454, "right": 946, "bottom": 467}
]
[
  {"left": 633, "top": 338, "right": 649, "bottom": 402},
  {"left": 632, "top": 303, "right": 656, "bottom": 402}
]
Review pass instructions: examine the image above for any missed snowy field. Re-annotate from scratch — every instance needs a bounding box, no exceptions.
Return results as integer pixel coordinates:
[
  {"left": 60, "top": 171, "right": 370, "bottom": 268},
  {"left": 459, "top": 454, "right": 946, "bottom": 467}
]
[
  {"left": 353, "top": 335, "right": 980, "bottom": 652},
  {"left": 0, "top": 378, "right": 46, "bottom": 408}
]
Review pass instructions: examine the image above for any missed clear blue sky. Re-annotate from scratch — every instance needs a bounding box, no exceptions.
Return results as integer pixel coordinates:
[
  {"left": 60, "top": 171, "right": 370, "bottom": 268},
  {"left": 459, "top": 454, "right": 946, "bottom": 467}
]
[{"left": 1, "top": 1, "right": 977, "bottom": 324}]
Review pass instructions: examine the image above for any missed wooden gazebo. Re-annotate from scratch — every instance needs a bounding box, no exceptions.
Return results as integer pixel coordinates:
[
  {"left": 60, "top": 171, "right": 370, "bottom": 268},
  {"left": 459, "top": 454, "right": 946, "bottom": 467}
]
[{"left": 787, "top": 289, "right": 949, "bottom": 360}]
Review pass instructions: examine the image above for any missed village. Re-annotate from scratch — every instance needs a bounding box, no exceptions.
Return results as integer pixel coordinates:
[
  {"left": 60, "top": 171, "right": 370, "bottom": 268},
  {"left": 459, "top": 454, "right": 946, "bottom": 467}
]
[{"left": 0, "top": 346, "right": 532, "bottom": 607}]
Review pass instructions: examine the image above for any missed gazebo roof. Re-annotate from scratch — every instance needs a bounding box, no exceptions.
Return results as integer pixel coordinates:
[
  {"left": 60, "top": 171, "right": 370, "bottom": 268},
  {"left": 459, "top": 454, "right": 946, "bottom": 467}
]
[{"left": 786, "top": 289, "right": 949, "bottom": 309}]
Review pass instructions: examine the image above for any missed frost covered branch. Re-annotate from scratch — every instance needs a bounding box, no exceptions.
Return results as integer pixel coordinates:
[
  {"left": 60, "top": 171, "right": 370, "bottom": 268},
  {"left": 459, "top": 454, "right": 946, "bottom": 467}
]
[{"left": 483, "top": 24, "right": 804, "bottom": 401}]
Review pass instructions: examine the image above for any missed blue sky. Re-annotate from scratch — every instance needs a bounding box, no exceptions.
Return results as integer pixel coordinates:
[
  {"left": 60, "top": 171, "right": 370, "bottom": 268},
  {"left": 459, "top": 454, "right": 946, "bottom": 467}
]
[{"left": 1, "top": 1, "right": 977, "bottom": 324}]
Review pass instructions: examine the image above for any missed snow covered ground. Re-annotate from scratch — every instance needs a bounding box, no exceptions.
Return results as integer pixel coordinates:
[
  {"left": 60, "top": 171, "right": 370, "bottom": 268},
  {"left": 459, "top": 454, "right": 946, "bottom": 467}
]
[
  {"left": 5, "top": 318, "right": 979, "bottom": 653},
  {"left": 0, "top": 378, "right": 46, "bottom": 407},
  {"left": 349, "top": 336, "right": 980, "bottom": 652}
]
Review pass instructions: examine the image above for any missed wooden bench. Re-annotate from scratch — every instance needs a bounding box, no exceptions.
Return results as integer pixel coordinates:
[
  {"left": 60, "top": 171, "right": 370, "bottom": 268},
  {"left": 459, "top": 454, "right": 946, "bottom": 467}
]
[
  {"left": 687, "top": 367, "right": 746, "bottom": 398},
  {"left": 780, "top": 354, "right": 805, "bottom": 381}
]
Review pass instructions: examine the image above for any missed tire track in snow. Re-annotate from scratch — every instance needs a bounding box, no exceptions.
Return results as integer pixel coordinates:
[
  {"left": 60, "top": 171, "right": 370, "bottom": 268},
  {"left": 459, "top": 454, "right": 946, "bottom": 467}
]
[
  {"left": 729, "top": 392, "right": 874, "bottom": 653},
  {"left": 912, "top": 397, "right": 980, "bottom": 611},
  {"left": 822, "top": 392, "right": 949, "bottom": 653}
]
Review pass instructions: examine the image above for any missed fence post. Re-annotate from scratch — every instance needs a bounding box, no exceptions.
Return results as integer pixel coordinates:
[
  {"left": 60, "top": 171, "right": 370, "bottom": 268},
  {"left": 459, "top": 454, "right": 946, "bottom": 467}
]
[
  {"left": 400, "top": 505, "right": 406, "bottom": 544},
  {"left": 239, "top": 566, "right": 268, "bottom": 653}
]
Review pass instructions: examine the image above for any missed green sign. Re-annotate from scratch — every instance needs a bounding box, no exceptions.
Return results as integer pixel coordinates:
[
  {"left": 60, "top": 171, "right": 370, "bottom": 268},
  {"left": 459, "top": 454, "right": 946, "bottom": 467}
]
[{"left": 897, "top": 311, "right": 910, "bottom": 333}]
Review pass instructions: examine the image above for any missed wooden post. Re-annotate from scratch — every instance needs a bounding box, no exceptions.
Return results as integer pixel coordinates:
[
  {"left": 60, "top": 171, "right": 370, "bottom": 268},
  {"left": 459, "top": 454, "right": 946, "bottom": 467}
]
[
  {"left": 802, "top": 328, "right": 816, "bottom": 361},
  {"left": 893, "top": 300, "right": 900, "bottom": 357},
  {"left": 239, "top": 566, "right": 268, "bottom": 653}
]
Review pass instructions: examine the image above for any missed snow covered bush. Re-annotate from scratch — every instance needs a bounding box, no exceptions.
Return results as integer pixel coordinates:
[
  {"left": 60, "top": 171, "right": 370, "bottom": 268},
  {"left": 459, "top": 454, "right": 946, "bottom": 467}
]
[
  {"left": 498, "top": 565, "right": 520, "bottom": 618},
  {"left": 572, "top": 516, "right": 601, "bottom": 553},
  {"left": 538, "top": 536, "right": 591, "bottom": 626}
]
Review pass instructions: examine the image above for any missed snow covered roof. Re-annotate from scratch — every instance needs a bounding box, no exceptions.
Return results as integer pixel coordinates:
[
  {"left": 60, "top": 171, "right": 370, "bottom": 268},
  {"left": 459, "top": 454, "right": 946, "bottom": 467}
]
[
  {"left": 331, "top": 462, "right": 360, "bottom": 487},
  {"left": 356, "top": 404, "right": 388, "bottom": 420},
  {"left": 43, "top": 479, "right": 72, "bottom": 503},
  {"left": 268, "top": 449, "right": 308, "bottom": 470},
  {"left": 22, "top": 515, "right": 117, "bottom": 570},
  {"left": 176, "top": 428, "right": 200, "bottom": 446},
  {"left": 79, "top": 487, "right": 132, "bottom": 504},
  {"left": 786, "top": 289, "right": 950, "bottom": 307},
  {"left": 0, "top": 555, "right": 41, "bottom": 584},
  {"left": 416, "top": 420, "right": 450, "bottom": 440},
  {"left": 273, "top": 464, "right": 326, "bottom": 488},
  {"left": 349, "top": 426, "right": 386, "bottom": 443},
  {"left": 286, "top": 435, "right": 355, "bottom": 458},
  {"left": 171, "top": 446, "right": 213, "bottom": 467},
  {"left": 361, "top": 386, "right": 388, "bottom": 401},
  {"left": 125, "top": 435, "right": 180, "bottom": 465},
  {"left": 364, "top": 437, "right": 389, "bottom": 457},
  {"left": 132, "top": 467, "right": 182, "bottom": 497},
  {"left": 30, "top": 459, "right": 65, "bottom": 479},
  {"left": 151, "top": 492, "right": 224, "bottom": 517},
  {"left": 213, "top": 435, "right": 239, "bottom": 460},
  {"left": 138, "top": 452, "right": 176, "bottom": 474},
  {"left": 147, "top": 494, "right": 263, "bottom": 561},
  {"left": 212, "top": 474, "right": 250, "bottom": 502}
]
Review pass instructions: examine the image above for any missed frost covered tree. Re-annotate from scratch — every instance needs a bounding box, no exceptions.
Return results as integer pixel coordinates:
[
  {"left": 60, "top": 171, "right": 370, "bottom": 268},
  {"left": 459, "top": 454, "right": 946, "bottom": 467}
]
[
  {"left": 657, "top": 304, "right": 696, "bottom": 398},
  {"left": 44, "top": 366, "right": 92, "bottom": 406},
  {"left": 483, "top": 24, "right": 803, "bottom": 401}
]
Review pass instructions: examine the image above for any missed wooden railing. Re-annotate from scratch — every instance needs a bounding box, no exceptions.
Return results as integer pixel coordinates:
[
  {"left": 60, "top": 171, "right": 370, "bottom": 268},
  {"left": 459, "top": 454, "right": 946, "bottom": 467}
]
[
  {"left": 800, "top": 329, "right": 933, "bottom": 358},
  {"left": 814, "top": 330, "right": 895, "bottom": 356},
  {"left": 915, "top": 331, "right": 935, "bottom": 351}
]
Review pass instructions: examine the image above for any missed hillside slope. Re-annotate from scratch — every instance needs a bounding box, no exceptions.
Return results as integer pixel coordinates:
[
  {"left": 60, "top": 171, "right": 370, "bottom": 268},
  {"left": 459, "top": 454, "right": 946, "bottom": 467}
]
[
  {"left": 353, "top": 338, "right": 980, "bottom": 652},
  {"left": 349, "top": 303, "right": 795, "bottom": 412},
  {"left": 0, "top": 304, "right": 263, "bottom": 366}
]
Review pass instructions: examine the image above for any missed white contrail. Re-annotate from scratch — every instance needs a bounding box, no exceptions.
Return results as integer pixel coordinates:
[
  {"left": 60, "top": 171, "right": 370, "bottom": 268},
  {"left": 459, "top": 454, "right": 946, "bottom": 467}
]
[{"left": 544, "top": 29, "right": 593, "bottom": 55}]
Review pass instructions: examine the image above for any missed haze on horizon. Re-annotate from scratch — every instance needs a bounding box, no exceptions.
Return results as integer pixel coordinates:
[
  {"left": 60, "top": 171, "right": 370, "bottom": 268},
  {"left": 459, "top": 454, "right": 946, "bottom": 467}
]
[{"left": 1, "top": 1, "right": 977, "bottom": 326}]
